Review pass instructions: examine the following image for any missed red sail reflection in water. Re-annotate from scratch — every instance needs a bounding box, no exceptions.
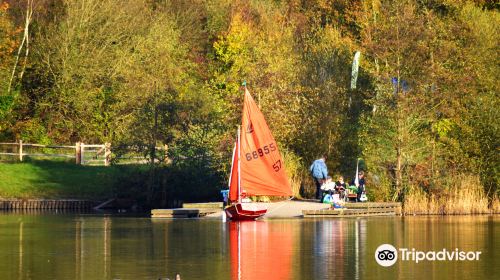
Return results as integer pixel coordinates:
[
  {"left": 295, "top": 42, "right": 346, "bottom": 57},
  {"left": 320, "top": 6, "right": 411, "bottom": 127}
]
[{"left": 229, "top": 221, "right": 293, "bottom": 280}]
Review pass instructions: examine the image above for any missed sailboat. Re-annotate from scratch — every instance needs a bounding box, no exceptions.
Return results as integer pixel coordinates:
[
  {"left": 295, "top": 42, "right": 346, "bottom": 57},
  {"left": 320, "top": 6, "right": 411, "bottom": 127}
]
[{"left": 225, "top": 87, "right": 292, "bottom": 220}]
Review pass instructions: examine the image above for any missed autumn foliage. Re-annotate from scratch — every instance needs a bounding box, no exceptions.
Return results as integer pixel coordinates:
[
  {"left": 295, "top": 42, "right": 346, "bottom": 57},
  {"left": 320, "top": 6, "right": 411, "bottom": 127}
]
[{"left": 0, "top": 0, "right": 498, "bottom": 205}]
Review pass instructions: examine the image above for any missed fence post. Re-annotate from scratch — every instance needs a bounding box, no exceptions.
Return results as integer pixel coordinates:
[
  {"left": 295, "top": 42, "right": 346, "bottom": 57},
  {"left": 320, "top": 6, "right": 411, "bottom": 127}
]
[
  {"left": 104, "top": 142, "right": 111, "bottom": 166},
  {"left": 19, "top": 140, "right": 23, "bottom": 161},
  {"left": 80, "top": 142, "right": 85, "bottom": 165},
  {"left": 75, "top": 142, "right": 81, "bottom": 164}
]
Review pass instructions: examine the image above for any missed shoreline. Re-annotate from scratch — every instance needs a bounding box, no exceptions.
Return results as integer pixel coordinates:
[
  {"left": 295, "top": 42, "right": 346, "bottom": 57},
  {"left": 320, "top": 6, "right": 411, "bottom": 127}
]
[{"left": 1, "top": 198, "right": 499, "bottom": 217}]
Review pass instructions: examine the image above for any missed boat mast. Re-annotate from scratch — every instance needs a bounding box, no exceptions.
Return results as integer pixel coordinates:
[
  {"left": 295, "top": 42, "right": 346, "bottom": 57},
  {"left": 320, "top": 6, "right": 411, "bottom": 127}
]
[
  {"left": 237, "top": 125, "right": 241, "bottom": 203},
  {"left": 228, "top": 142, "right": 236, "bottom": 189},
  {"left": 239, "top": 81, "right": 245, "bottom": 204}
]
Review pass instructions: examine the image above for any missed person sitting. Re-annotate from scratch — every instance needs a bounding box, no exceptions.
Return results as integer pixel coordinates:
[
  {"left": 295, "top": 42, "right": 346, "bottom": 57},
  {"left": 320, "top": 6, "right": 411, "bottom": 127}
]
[
  {"left": 322, "top": 190, "right": 334, "bottom": 204},
  {"left": 331, "top": 192, "right": 345, "bottom": 208},
  {"left": 321, "top": 176, "right": 336, "bottom": 193},
  {"left": 335, "top": 176, "right": 347, "bottom": 199}
]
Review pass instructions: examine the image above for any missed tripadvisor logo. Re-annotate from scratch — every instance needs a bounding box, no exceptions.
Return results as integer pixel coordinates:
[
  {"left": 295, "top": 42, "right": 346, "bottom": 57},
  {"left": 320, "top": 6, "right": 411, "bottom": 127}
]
[
  {"left": 375, "top": 244, "right": 482, "bottom": 267},
  {"left": 375, "top": 244, "right": 398, "bottom": 267}
]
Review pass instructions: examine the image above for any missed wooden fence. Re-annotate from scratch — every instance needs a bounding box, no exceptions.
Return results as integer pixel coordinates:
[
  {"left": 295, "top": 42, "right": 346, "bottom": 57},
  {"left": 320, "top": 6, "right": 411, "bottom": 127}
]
[
  {"left": 0, "top": 141, "right": 168, "bottom": 165},
  {"left": 0, "top": 141, "right": 110, "bottom": 165}
]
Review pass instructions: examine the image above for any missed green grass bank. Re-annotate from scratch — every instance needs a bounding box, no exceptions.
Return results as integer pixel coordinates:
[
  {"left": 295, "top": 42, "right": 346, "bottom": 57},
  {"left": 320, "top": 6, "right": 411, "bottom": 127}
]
[
  {"left": 0, "top": 160, "right": 135, "bottom": 200},
  {"left": 0, "top": 160, "right": 224, "bottom": 209}
]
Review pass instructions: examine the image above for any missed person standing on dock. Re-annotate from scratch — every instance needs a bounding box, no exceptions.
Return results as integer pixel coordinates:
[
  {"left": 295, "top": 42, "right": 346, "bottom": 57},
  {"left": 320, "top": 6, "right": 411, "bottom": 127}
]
[
  {"left": 310, "top": 155, "right": 328, "bottom": 200},
  {"left": 353, "top": 171, "right": 366, "bottom": 202}
]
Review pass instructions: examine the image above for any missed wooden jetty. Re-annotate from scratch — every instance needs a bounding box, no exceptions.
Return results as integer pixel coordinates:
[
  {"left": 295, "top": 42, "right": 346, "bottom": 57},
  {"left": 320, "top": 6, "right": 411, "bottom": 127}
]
[
  {"left": 151, "top": 202, "right": 223, "bottom": 218},
  {"left": 182, "top": 202, "right": 223, "bottom": 209},
  {"left": 0, "top": 199, "right": 94, "bottom": 211},
  {"left": 151, "top": 201, "right": 402, "bottom": 219},
  {"left": 302, "top": 202, "right": 402, "bottom": 217}
]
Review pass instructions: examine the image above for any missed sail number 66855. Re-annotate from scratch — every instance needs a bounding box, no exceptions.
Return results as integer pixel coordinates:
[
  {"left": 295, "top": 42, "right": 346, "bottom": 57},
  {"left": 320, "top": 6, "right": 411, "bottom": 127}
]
[{"left": 245, "top": 143, "right": 276, "bottom": 161}]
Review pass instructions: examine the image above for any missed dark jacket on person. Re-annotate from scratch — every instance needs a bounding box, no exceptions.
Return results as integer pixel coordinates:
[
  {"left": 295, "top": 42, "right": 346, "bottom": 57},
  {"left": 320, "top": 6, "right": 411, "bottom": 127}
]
[
  {"left": 351, "top": 178, "right": 366, "bottom": 194},
  {"left": 335, "top": 181, "right": 346, "bottom": 191}
]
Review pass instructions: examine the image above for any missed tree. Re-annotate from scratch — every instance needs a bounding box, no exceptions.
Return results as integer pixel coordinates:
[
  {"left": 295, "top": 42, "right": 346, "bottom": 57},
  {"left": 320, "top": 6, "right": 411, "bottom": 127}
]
[
  {"left": 358, "top": 0, "right": 449, "bottom": 200},
  {"left": 0, "top": 1, "right": 19, "bottom": 136}
]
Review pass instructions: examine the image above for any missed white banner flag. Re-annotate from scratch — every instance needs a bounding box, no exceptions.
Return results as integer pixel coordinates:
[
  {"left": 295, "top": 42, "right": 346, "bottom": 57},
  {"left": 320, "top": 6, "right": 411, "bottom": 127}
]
[{"left": 351, "top": 51, "right": 361, "bottom": 89}]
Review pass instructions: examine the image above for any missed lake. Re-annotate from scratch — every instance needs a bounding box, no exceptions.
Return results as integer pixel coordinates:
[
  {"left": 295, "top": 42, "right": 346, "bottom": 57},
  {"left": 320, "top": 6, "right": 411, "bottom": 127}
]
[{"left": 0, "top": 214, "right": 498, "bottom": 279}]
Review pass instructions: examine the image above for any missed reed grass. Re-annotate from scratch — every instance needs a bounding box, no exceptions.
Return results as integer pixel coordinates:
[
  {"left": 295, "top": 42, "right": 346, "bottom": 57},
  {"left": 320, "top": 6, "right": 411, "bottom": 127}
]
[
  {"left": 491, "top": 197, "right": 500, "bottom": 214},
  {"left": 282, "top": 149, "right": 303, "bottom": 198},
  {"left": 403, "top": 187, "right": 431, "bottom": 214},
  {"left": 403, "top": 175, "right": 490, "bottom": 215}
]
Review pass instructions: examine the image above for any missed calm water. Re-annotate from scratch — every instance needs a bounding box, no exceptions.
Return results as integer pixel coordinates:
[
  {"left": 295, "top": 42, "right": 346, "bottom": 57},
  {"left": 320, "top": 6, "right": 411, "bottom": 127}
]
[{"left": 0, "top": 213, "right": 498, "bottom": 280}]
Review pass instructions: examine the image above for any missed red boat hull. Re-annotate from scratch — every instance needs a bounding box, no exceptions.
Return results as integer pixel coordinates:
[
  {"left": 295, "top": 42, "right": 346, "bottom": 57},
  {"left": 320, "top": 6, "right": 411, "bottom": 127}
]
[{"left": 225, "top": 203, "right": 267, "bottom": 221}]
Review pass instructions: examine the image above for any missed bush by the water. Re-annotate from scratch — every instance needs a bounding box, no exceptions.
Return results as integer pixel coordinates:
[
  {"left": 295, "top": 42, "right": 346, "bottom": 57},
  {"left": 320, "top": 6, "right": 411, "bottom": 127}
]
[{"left": 112, "top": 162, "right": 224, "bottom": 209}]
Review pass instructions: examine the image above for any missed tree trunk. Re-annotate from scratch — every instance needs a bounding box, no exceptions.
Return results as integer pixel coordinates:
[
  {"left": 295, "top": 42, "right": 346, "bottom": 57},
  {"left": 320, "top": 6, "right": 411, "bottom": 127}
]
[
  {"left": 7, "top": 0, "right": 33, "bottom": 93},
  {"left": 147, "top": 84, "right": 159, "bottom": 206}
]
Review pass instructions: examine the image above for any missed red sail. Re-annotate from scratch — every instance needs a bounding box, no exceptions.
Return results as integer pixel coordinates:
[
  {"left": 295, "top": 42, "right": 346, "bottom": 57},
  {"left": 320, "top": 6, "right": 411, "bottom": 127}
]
[{"left": 239, "top": 88, "right": 291, "bottom": 197}]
